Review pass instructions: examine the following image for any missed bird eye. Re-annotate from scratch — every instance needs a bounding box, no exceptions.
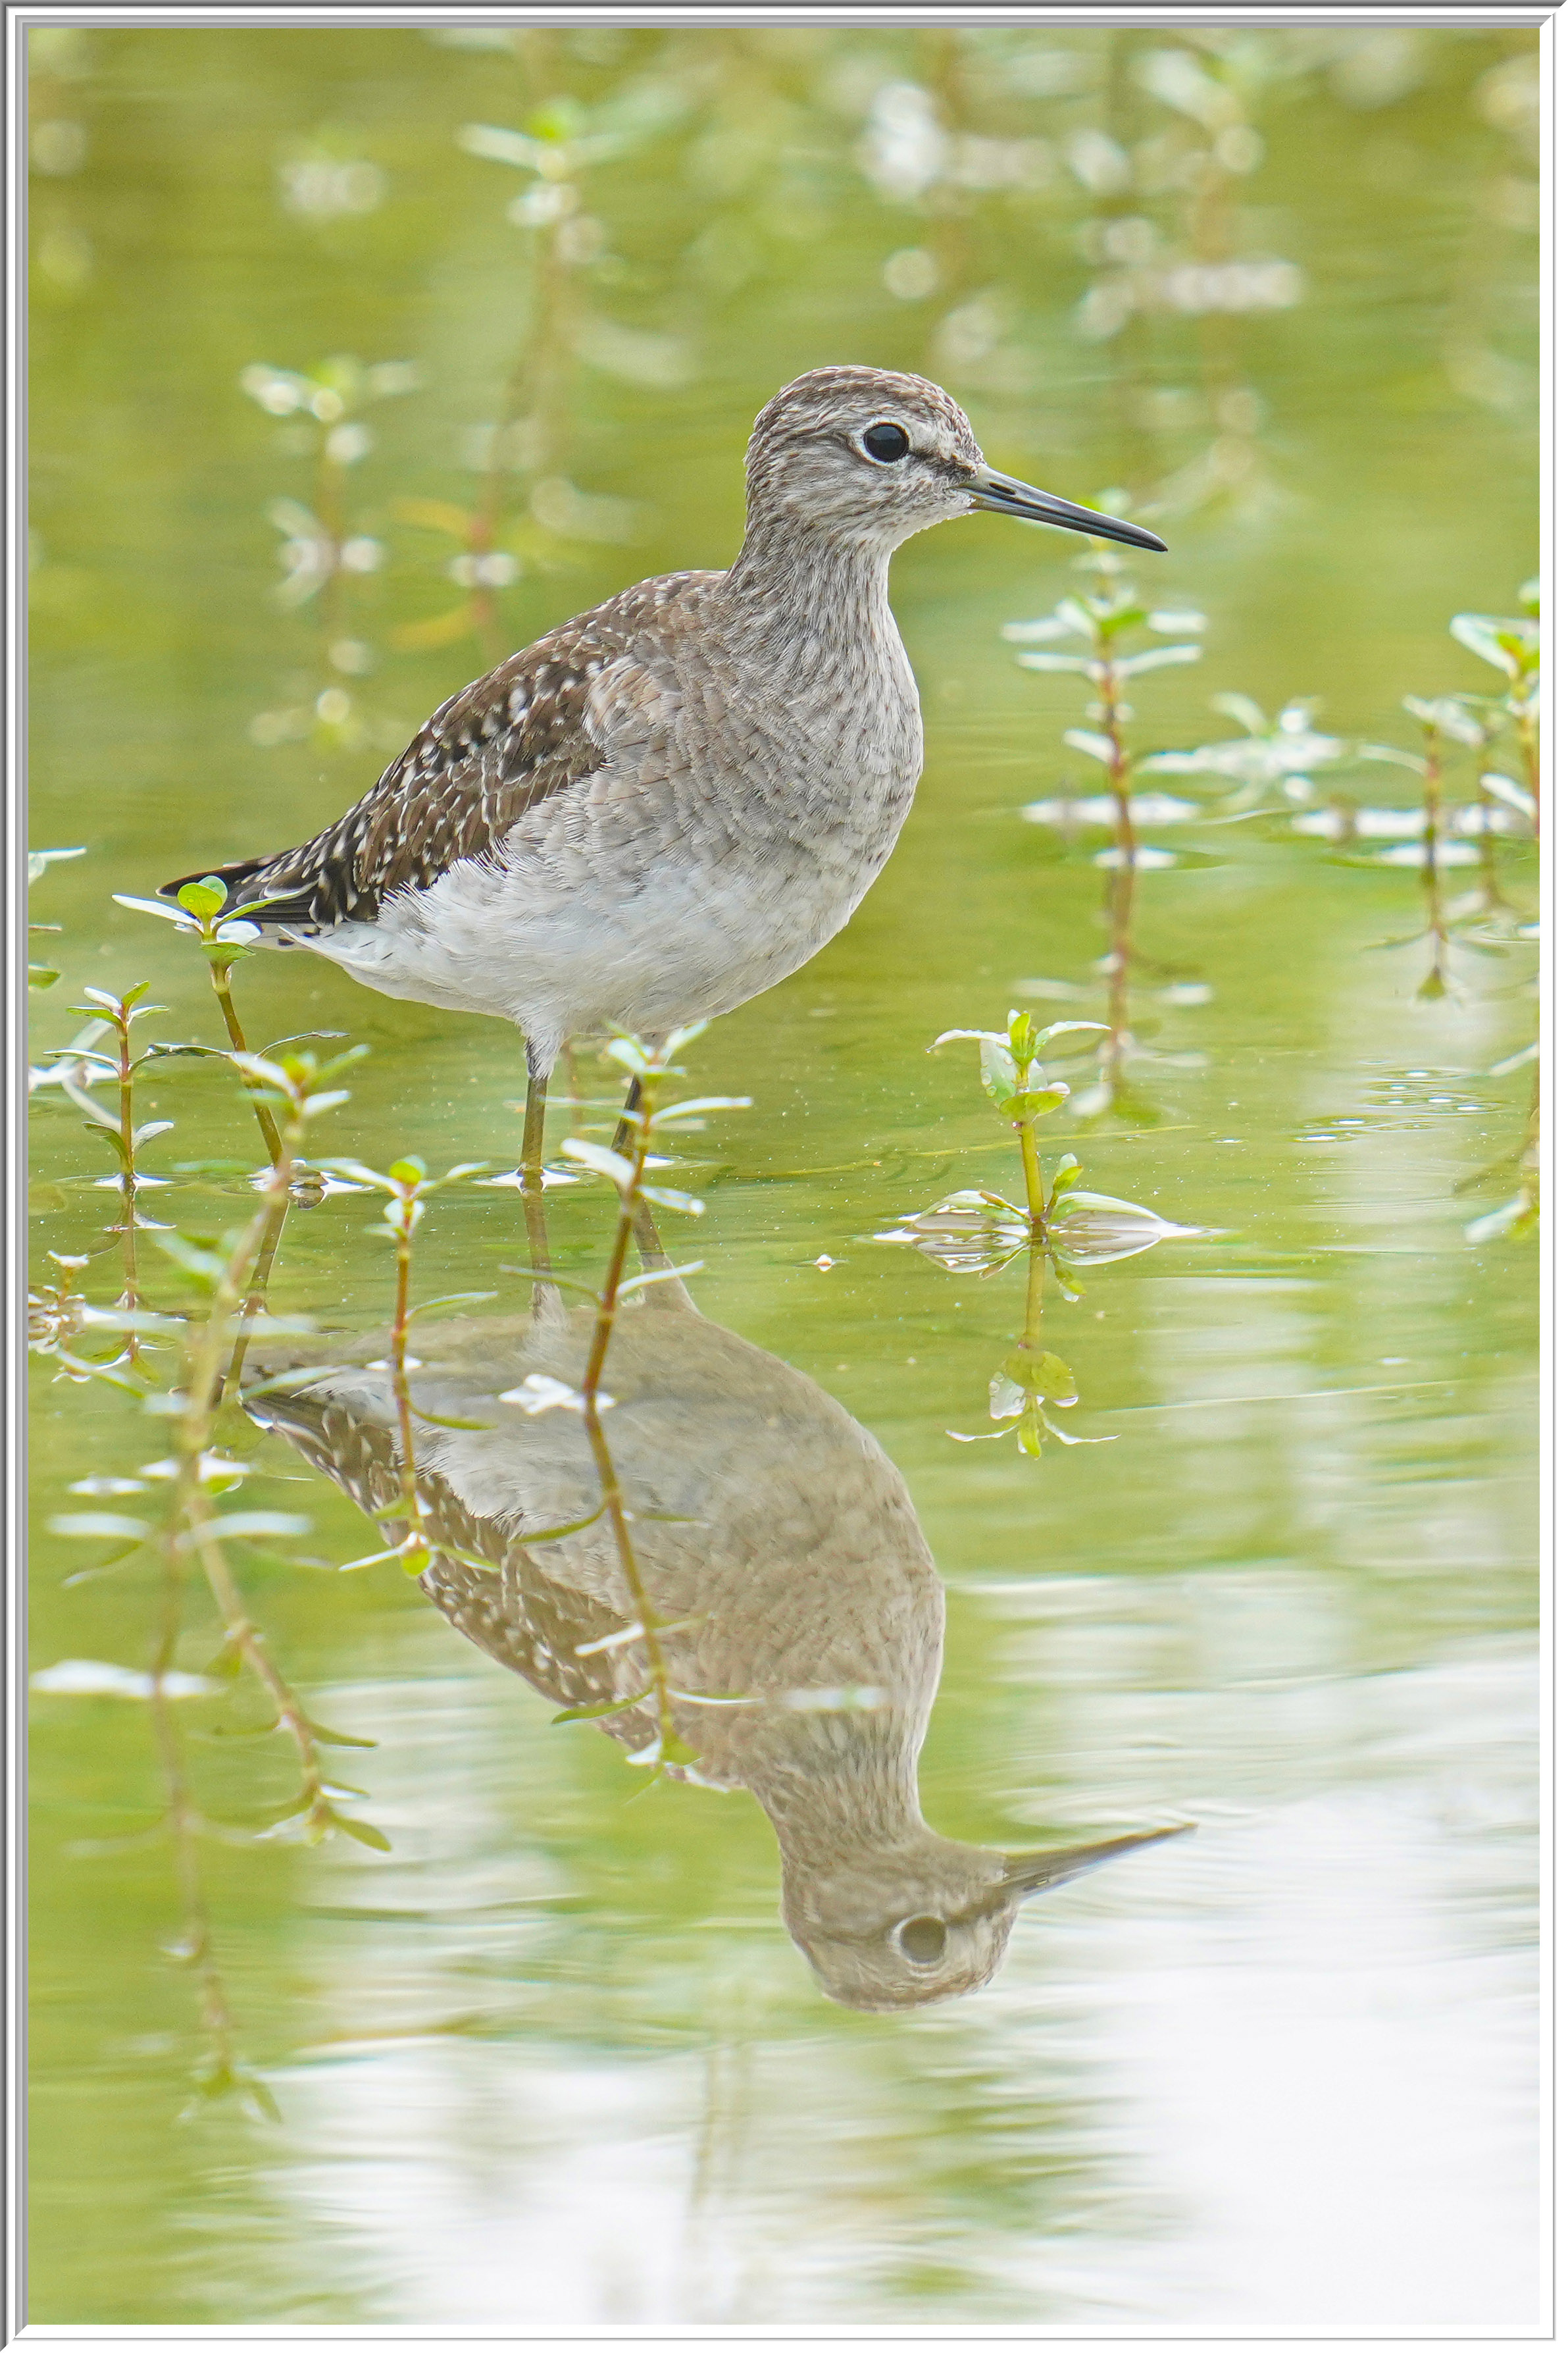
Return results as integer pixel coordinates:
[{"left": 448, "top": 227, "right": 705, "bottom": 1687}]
[
  {"left": 861, "top": 421, "right": 911, "bottom": 464},
  {"left": 895, "top": 1914, "right": 948, "bottom": 1967}
]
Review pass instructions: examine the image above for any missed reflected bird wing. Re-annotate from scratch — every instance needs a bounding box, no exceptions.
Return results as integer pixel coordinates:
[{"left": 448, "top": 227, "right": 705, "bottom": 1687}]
[{"left": 247, "top": 1385, "right": 641, "bottom": 1720}]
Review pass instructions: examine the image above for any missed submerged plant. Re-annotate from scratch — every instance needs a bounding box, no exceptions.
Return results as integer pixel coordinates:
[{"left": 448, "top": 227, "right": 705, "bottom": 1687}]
[
  {"left": 884, "top": 1010, "right": 1200, "bottom": 1451},
  {"left": 528, "top": 1024, "right": 750, "bottom": 1778},
  {"left": 49, "top": 983, "right": 174, "bottom": 1362},
  {"left": 309, "top": 1154, "right": 495, "bottom": 1576},
  {"left": 41, "top": 1042, "right": 379, "bottom": 2116}
]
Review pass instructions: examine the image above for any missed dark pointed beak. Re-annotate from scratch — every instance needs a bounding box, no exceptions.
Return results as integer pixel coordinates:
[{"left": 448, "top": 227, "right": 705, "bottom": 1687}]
[
  {"left": 999, "top": 1823, "right": 1192, "bottom": 1900},
  {"left": 966, "top": 466, "right": 1168, "bottom": 554}
]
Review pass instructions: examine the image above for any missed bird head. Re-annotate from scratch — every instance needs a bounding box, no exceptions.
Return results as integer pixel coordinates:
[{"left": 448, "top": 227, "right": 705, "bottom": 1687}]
[
  {"left": 744, "top": 364, "right": 1166, "bottom": 554},
  {"left": 782, "top": 1822, "right": 1189, "bottom": 2011}
]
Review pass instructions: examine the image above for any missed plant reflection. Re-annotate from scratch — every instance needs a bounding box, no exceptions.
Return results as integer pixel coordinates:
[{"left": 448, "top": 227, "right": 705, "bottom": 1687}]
[
  {"left": 247, "top": 1288, "right": 1185, "bottom": 2011},
  {"left": 885, "top": 1008, "right": 1202, "bottom": 1451}
]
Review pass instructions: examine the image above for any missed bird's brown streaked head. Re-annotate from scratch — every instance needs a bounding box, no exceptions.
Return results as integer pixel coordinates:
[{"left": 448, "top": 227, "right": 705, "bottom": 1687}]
[
  {"left": 783, "top": 1823, "right": 1192, "bottom": 2012},
  {"left": 744, "top": 364, "right": 1167, "bottom": 556}
]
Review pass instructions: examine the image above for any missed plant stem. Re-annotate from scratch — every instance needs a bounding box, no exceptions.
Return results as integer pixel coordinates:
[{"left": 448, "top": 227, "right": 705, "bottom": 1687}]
[
  {"left": 170, "top": 1097, "right": 330, "bottom": 1828},
  {"left": 148, "top": 1533, "right": 239, "bottom": 2088},
  {"left": 578, "top": 1071, "right": 680, "bottom": 1765},
  {"left": 1023, "top": 1238, "right": 1048, "bottom": 1350},
  {"left": 221, "top": 1187, "right": 290, "bottom": 1405},
  {"left": 388, "top": 1197, "right": 425, "bottom": 1552},
  {"left": 1017, "top": 1105, "right": 1047, "bottom": 1232},
  {"left": 207, "top": 958, "right": 284, "bottom": 1166}
]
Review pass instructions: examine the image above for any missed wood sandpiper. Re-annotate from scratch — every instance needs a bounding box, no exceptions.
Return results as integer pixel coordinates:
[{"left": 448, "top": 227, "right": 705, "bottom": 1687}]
[
  {"left": 248, "top": 1287, "right": 1186, "bottom": 2009},
  {"left": 165, "top": 365, "right": 1165, "bottom": 1195}
]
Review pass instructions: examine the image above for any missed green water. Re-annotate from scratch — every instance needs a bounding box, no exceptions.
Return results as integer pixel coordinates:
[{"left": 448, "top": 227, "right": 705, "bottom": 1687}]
[{"left": 28, "top": 24, "right": 1538, "bottom": 2329}]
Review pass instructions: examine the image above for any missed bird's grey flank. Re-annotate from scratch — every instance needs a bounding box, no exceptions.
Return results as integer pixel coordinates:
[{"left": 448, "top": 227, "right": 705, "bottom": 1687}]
[{"left": 163, "top": 363, "right": 1165, "bottom": 1186}]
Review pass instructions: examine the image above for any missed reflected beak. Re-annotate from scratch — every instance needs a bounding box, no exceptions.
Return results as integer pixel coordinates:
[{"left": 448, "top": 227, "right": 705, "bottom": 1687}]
[
  {"left": 999, "top": 1823, "right": 1192, "bottom": 1901},
  {"left": 966, "top": 466, "right": 1168, "bottom": 554}
]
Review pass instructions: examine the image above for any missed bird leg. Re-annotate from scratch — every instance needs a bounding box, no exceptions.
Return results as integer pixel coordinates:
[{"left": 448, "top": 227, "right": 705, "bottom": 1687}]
[
  {"left": 610, "top": 1074, "right": 641, "bottom": 1160},
  {"left": 518, "top": 1052, "right": 552, "bottom": 1287}
]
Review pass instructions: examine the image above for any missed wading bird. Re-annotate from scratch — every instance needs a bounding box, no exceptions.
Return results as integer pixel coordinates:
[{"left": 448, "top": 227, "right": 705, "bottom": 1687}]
[
  {"left": 166, "top": 366, "right": 1163, "bottom": 1191},
  {"left": 248, "top": 1287, "right": 1186, "bottom": 2010}
]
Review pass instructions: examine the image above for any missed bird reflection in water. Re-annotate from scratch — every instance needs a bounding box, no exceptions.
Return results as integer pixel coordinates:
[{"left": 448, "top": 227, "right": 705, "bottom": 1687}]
[{"left": 248, "top": 1283, "right": 1184, "bottom": 2010}]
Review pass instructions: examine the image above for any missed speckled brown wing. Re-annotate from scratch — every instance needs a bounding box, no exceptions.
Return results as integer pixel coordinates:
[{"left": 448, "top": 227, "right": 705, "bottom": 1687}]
[
  {"left": 163, "top": 572, "right": 717, "bottom": 931},
  {"left": 245, "top": 1387, "right": 634, "bottom": 1718}
]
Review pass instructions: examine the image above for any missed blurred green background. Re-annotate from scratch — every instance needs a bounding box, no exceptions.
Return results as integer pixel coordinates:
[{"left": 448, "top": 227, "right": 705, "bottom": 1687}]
[{"left": 28, "top": 22, "right": 1538, "bottom": 2329}]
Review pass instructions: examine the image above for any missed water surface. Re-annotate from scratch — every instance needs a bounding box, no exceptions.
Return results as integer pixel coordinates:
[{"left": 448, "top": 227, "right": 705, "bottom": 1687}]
[{"left": 28, "top": 23, "right": 1538, "bottom": 2329}]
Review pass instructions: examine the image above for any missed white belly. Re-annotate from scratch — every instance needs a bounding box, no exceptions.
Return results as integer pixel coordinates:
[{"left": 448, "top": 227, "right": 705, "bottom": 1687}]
[{"left": 300, "top": 808, "right": 896, "bottom": 1070}]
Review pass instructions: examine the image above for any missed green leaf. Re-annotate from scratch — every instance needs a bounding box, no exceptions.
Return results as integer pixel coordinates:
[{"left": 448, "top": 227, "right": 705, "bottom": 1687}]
[
  {"left": 424, "top": 1161, "right": 490, "bottom": 1189},
  {"left": 553, "top": 1686, "right": 653, "bottom": 1724},
  {"left": 1211, "top": 692, "right": 1267, "bottom": 733},
  {"left": 301, "top": 1716, "right": 378, "bottom": 1748},
  {"left": 332, "top": 1814, "right": 392, "bottom": 1853},
  {"left": 1015, "top": 650, "right": 1097, "bottom": 676},
  {"left": 1450, "top": 611, "right": 1538, "bottom": 676},
  {"left": 1479, "top": 771, "right": 1536, "bottom": 821},
  {"left": 1013, "top": 1086, "right": 1071, "bottom": 1120},
  {"left": 1113, "top": 644, "right": 1201, "bottom": 677},
  {"left": 176, "top": 877, "right": 229, "bottom": 921},
  {"left": 562, "top": 1137, "right": 635, "bottom": 1187},
  {"left": 111, "top": 893, "right": 197, "bottom": 927},
  {"left": 60, "top": 1075, "right": 122, "bottom": 1132},
  {"left": 405, "top": 1291, "right": 500, "bottom": 1321},
  {"left": 1465, "top": 1191, "right": 1538, "bottom": 1245},
  {"left": 1358, "top": 742, "right": 1427, "bottom": 774},
  {"left": 201, "top": 1512, "right": 314, "bottom": 1541},
  {"left": 617, "top": 1262, "right": 703, "bottom": 1297},
  {"left": 979, "top": 1036, "right": 1019, "bottom": 1110},
  {"left": 495, "top": 1265, "right": 605, "bottom": 1301},
  {"left": 603, "top": 1035, "right": 653, "bottom": 1077},
  {"left": 28, "top": 844, "right": 86, "bottom": 883},
  {"left": 515, "top": 1503, "right": 607, "bottom": 1543},
  {"left": 1003, "top": 1345, "right": 1077, "bottom": 1405},
  {"left": 640, "top": 1185, "right": 705, "bottom": 1214},
  {"left": 152, "top": 1233, "right": 230, "bottom": 1282},
  {"left": 48, "top": 1513, "right": 151, "bottom": 1541},
  {"left": 386, "top": 1156, "right": 426, "bottom": 1185}
]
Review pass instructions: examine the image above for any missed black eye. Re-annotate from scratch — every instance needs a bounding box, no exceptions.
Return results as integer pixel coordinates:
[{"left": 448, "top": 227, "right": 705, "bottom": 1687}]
[
  {"left": 895, "top": 1915, "right": 948, "bottom": 1967},
  {"left": 862, "top": 421, "right": 910, "bottom": 464}
]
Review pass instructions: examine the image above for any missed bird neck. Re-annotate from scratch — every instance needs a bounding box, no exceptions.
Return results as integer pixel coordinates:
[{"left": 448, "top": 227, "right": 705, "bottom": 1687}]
[
  {"left": 746, "top": 1704, "right": 928, "bottom": 1861},
  {"left": 722, "top": 513, "right": 897, "bottom": 658}
]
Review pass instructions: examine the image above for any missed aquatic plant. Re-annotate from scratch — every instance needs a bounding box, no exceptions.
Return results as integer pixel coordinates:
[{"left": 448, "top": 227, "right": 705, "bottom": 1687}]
[
  {"left": 1009, "top": 527, "right": 1209, "bottom": 1124},
  {"left": 884, "top": 1008, "right": 1199, "bottom": 1453},
  {"left": 238, "top": 351, "right": 418, "bottom": 756},
  {"left": 40, "top": 1042, "right": 380, "bottom": 2115},
  {"left": 534, "top": 1025, "right": 751, "bottom": 1776},
  {"left": 26, "top": 843, "right": 83, "bottom": 988}
]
